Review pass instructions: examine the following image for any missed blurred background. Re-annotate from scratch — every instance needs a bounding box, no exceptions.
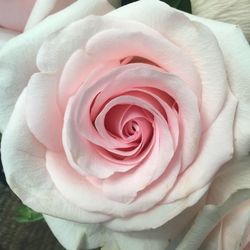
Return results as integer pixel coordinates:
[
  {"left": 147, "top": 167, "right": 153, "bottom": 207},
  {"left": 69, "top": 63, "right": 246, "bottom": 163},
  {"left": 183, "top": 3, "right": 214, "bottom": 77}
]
[{"left": 0, "top": 181, "right": 64, "bottom": 250}]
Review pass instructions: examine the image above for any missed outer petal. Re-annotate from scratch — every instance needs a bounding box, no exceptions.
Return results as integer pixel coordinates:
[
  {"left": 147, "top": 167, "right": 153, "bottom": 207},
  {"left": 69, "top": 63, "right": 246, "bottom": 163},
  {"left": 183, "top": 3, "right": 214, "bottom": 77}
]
[
  {"left": 25, "top": 0, "right": 75, "bottom": 31},
  {"left": 0, "top": 28, "right": 18, "bottom": 48},
  {"left": 227, "top": 211, "right": 250, "bottom": 250},
  {"left": 0, "top": 0, "right": 35, "bottom": 32},
  {"left": 44, "top": 196, "right": 204, "bottom": 250},
  {"left": 44, "top": 215, "right": 107, "bottom": 250},
  {"left": 1, "top": 89, "right": 111, "bottom": 223},
  {"left": 0, "top": 0, "right": 114, "bottom": 132},
  {"left": 200, "top": 158, "right": 250, "bottom": 250},
  {"left": 184, "top": 11, "right": 250, "bottom": 158},
  {"left": 164, "top": 92, "right": 237, "bottom": 203},
  {"left": 176, "top": 157, "right": 250, "bottom": 250},
  {"left": 107, "top": 0, "right": 229, "bottom": 130},
  {"left": 191, "top": 0, "right": 250, "bottom": 41},
  {"left": 109, "top": 199, "right": 204, "bottom": 250},
  {"left": 26, "top": 73, "right": 63, "bottom": 151},
  {"left": 107, "top": 0, "right": 250, "bottom": 157}
]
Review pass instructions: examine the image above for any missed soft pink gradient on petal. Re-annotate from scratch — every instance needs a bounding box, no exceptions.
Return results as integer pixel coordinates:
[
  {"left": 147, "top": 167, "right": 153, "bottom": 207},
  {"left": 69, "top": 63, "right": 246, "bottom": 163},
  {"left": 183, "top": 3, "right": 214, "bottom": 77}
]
[
  {"left": 0, "top": 27, "right": 18, "bottom": 48},
  {"left": 164, "top": 93, "right": 237, "bottom": 203},
  {"left": 2, "top": 90, "right": 112, "bottom": 224},
  {"left": 37, "top": 16, "right": 201, "bottom": 107},
  {"left": 46, "top": 150, "right": 181, "bottom": 222},
  {"left": 0, "top": 0, "right": 114, "bottom": 133},
  {"left": 108, "top": 0, "right": 229, "bottom": 130},
  {"left": 26, "top": 73, "right": 63, "bottom": 151},
  {"left": 0, "top": 0, "right": 36, "bottom": 32},
  {"left": 25, "top": 0, "right": 75, "bottom": 30}
]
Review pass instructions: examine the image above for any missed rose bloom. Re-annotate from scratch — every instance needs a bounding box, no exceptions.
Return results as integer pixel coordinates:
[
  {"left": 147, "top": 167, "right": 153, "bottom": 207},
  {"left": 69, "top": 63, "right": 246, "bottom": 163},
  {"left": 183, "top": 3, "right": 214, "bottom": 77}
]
[
  {"left": 0, "top": 0, "right": 250, "bottom": 249},
  {"left": 0, "top": 0, "right": 74, "bottom": 47}
]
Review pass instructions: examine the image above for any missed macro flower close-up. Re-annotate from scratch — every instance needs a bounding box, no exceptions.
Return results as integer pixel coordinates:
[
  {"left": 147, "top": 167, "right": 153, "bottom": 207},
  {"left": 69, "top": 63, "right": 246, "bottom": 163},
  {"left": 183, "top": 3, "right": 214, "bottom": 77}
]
[{"left": 0, "top": 0, "right": 249, "bottom": 250}]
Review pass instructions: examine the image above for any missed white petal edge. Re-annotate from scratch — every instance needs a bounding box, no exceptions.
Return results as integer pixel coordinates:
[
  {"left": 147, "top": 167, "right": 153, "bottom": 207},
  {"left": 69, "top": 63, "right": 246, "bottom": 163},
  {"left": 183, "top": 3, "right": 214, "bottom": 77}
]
[
  {"left": 0, "top": 28, "right": 18, "bottom": 49},
  {"left": 107, "top": 0, "right": 250, "bottom": 157},
  {"left": 25, "top": 0, "right": 81, "bottom": 31},
  {"left": 176, "top": 157, "right": 250, "bottom": 250},
  {"left": 1, "top": 89, "right": 112, "bottom": 223},
  {"left": 44, "top": 215, "right": 107, "bottom": 250},
  {"left": 0, "top": 0, "right": 114, "bottom": 132},
  {"left": 184, "top": 11, "right": 250, "bottom": 158},
  {"left": 44, "top": 194, "right": 205, "bottom": 250}
]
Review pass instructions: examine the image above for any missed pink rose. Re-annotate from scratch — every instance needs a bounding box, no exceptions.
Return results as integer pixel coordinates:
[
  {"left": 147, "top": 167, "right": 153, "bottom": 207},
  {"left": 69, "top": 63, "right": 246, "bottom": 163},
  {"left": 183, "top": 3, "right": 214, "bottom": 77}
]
[
  {"left": 1, "top": 1, "right": 250, "bottom": 249},
  {"left": 0, "top": 0, "right": 75, "bottom": 47},
  {"left": 177, "top": 158, "right": 250, "bottom": 250}
]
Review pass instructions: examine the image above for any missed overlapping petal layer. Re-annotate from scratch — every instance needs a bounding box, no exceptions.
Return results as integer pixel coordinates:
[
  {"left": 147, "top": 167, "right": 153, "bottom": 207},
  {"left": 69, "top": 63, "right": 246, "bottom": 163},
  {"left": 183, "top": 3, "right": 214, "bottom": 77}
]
[{"left": 1, "top": 0, "right": 240, "bottom": 237}]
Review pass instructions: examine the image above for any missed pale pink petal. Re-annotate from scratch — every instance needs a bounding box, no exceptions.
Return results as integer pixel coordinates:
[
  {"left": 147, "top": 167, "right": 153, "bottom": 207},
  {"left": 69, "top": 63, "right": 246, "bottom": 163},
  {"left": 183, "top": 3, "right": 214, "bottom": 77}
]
[
  {"left": 44, "top": 215, "right": 107, "bottom": 250},
  {"left": 108, "top": 0, "right": 229, "bottom": 130},
  {"left": 39, "top": 15, "right": 201, "bottom": 103},
  {"left": 25, "top": 0, "right": 75, "bottom": 31},
  {"left": 86, "top": 23, "right": 201, "bottom": 100},
  {"left": 177, "top": 158, "right": 250, "bottom": 250},
  {"left": 164, "top": 92, "right": 237, "bottom": 203},
  {"left": 46, "top": 150, "right": 181, "bottom": 221},
  {"left": 185, "top": 13, "right": 250, "bottom": 158},
  {"left": 105, "top": 185, "right": 208, "bottom": 231},
  {"left": 64, "top": 97, "right": 145, "bottom": 178},
  {"left": 45, "top": 199, "right": 202, "bottom": 250},
  {"left": 58, "top": 49, "right": 120, "bottom": 111},
  {"left": 1, "top": 89, "right": 111, "bottom": 223},
  {"left": 0, "top": 0, "right": 35, "bottom": 32},
  {"left": 0, "top": 0, "right": 114, "bottom": 132},
  {"left": 74, "top": 64, "right": 200, "bottom": 169},
  {"left": 26, "top": 73, "right": 63, "bottom": 151},
  {"left": 64, "top": 93, "right": 169, "bottom": 184},
  {"left": 62, "top": 63, "right": 199, "bottom": 193},
  {"left": 201, "top": 158, "right": 250, "bottom": 250},
  {"left": 220, "top": 200, "right": 250, "bottom": 250},
  {"left": 101, "top": 95, "right": 174, "bottom": 203},
  {"left": 0, "top": 27, "right": 18, "bottom": 48},
  {"left": 108, "top": 200, "right": 204, "bottom": 250},
  {"left": 95, "top": 104, "right": 153, "bottom": 158}
]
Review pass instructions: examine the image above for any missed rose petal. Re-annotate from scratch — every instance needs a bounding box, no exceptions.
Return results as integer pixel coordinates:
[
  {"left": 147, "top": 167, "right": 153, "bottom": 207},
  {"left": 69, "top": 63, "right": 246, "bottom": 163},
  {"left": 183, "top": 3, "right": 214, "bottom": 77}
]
[
  {"left": 0, "top": 0, "right": 35, "bottom": 32},
  {"left": 25, "top": 0, "right": 75, "bottom": 31},
  {"left": 0, "top": 0, "right": 114, "bottom": 132},
  {"left": 39, "top": 15, "right": 201, "bottom": 104},
  {"left": 176, "top": 189, "right": 250, "bottom": 250},
  {"left": 105, "top": 185, "right": 208, "bottom": 231},
  {"left": 1, "top": 89, "right": 111, "bottom": 223},
  {"left": 44, "top": 215, "right": 107, "bottom": 250},
  {"left": 86, "top": 24, "right": 201, "bottom": 101},
  {"left": 100, "top": 95, "right": 174, "bottom": 203},
  {"left": 108, "top": 0, "right": 230, "bottom": 130},
  {"left": 176, "top": 157, "right": 250, "bottom": 250},
  {"left": 26, "top": 73, "right": 63, "bottom": 151},
  {"left": 0, "top": 27, "right": 18, "bottom": 48},
  {"left": 45, "top": 199, "right": 202, "bottom": 250},
  {"left": 46, "top": 149, "right": 180, "bottom": 225},
  {"left": 108, "top": 200, "right": 204, "bottom": 250},
  {"left": 201, "top": 200, "right": 250, "bottom": 250},
  {"left": 58, "top": 49, "right": 120, "bottom": 111},
  {"left": 164, "top": 92, "right": 237, "bottom": 203},
  {"left": 184, "top": 8, "right": 250, "bottom": 158}
]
